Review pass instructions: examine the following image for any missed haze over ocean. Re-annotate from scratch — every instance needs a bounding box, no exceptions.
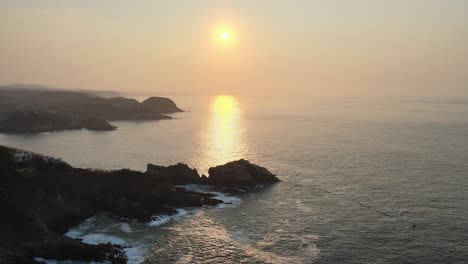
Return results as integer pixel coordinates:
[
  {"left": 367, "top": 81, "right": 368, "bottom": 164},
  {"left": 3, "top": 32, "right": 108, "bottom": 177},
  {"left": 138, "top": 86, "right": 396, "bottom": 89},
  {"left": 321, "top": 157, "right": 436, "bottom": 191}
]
[{"left": 2, "top": 1, "right": 468, "bottom": 262}]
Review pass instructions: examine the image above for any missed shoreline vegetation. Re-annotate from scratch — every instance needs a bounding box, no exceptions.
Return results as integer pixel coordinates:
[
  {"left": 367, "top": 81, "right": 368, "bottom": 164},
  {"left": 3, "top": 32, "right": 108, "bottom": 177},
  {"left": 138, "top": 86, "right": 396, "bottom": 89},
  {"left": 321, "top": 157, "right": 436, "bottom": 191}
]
[
  {"left": 0, "top": 146, "right": 279, "bottom": 263},
  {"left": 0, "top": 86, "right": 183, "bottom": 134}
]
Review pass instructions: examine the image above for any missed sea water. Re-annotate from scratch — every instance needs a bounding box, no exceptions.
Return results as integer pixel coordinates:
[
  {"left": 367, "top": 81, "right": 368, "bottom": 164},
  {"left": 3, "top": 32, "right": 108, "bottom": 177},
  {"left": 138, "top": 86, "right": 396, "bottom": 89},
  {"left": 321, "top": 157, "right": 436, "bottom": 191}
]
[{"left": 2, "top": 95, "right": 468, "bottom": 263}]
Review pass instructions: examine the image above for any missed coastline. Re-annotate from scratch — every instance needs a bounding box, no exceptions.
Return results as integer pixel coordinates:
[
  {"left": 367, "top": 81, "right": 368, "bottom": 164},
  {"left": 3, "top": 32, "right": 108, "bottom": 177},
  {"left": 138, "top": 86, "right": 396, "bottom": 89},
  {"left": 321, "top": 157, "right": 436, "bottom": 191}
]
[
  {"left": 0, "top": 145, "right": 279, "bottom": 263},
  {"left": 0, "top": 89, "right": 183, "bottom": 134}
]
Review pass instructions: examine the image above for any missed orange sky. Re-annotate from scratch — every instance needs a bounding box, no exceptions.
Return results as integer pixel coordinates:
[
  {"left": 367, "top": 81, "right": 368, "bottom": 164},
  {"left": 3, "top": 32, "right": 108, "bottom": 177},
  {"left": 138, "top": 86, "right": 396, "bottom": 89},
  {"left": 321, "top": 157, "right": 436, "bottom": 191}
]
[{"left": 1, "top": 0, "right": 467, "bottom": 96}]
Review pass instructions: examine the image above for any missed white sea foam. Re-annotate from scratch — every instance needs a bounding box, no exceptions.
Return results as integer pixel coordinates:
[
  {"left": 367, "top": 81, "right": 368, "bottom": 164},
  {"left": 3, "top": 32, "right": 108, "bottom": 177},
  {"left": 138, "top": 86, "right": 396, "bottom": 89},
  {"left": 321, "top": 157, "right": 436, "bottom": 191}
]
[
  {"left": 149, "top": 209, "right": 188, "bottom": 226},
  {"left": 65, "top": 232, "right": 144, "bottom": 264},
  {"left": 58, "top": 185, "right": 242, "bottom": 263},
  {"left": 118, "top": 222, "right": 133, "bottom": 233},
  {"left": 123, "top": 245, "right": 146, "bottom": 264},
  {"left": 177, "top": 184, "right": 242, "bottom": 208},
  {"left": 78, "top": 233, "right": 126, "bottom": 245},
  {"left": 63, "top": 228, "right": 83, "bottom": 238},
  {"left": 211, "top": 191, "right": 242, "bottom": 208},
  {"left": 64, "top": 218, "right": 144, "bottom": 264}
]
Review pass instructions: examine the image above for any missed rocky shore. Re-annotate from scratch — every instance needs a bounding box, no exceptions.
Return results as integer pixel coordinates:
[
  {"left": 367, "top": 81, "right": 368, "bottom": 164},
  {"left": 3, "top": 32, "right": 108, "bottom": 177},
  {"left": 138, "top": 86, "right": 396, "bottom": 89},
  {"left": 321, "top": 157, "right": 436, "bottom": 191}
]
[{"left": 0, "top": 146, "right": 279, "bottom": 263}]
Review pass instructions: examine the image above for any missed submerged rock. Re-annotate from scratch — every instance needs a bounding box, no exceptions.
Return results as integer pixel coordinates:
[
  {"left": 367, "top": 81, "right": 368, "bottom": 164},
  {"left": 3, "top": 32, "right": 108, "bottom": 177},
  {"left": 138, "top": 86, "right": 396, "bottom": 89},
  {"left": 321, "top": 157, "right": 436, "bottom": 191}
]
[{"left": 207, "top": 159, "right": 280, "bottom": 186}]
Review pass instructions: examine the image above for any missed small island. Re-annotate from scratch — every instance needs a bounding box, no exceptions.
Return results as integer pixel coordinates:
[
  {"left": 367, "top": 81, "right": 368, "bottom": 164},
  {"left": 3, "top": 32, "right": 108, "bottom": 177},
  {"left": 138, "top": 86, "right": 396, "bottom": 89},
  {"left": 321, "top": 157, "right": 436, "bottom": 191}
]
[
  {"left": 0, "top": 146, "right": 279, "bottom": 263},
  {"left": 0, "top": 87, "right": 183, "bottom": 134}
]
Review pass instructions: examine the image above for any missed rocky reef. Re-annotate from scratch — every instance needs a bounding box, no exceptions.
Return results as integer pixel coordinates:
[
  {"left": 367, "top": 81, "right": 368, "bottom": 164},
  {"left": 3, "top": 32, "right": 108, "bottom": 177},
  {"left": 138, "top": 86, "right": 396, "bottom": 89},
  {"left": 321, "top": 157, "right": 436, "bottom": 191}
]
[{"left": 0, "top": 146, "right": 279, "bottom": 263}]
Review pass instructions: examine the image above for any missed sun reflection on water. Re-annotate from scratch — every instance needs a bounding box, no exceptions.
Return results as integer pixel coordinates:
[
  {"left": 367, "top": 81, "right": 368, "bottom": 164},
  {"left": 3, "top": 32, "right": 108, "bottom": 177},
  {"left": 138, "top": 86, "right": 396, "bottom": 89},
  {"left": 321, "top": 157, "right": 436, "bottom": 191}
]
[
  {"left": 210, "top": 95, "right": 245, "bottom": 164},
  {"left": 194, "top": 95, "right": 246, "bottom": 174}
]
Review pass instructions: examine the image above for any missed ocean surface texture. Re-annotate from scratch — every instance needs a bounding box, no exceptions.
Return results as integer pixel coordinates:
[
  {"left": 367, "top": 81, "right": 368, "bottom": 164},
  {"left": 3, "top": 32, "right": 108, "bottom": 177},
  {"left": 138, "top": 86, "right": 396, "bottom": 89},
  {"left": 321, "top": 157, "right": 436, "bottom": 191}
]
[{"left": 1, "top": 96, "right": 468, "bottom": 264}]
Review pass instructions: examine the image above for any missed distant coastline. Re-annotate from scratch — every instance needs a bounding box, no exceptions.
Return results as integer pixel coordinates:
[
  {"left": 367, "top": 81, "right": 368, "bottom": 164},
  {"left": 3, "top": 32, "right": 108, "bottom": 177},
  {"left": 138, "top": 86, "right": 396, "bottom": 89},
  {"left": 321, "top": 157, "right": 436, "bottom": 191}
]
[
  {"left": 1, "top": 84, "right": 121, "bottom": 98},
  {"left": 0, "top": 85, "right": 183, "bottom": 134}
]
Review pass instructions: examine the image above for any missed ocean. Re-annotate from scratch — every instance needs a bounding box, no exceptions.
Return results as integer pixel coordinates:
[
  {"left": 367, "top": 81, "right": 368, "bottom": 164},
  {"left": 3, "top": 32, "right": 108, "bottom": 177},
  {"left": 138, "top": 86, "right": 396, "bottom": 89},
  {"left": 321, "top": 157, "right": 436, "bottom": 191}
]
[{"left": 1, "top": 95, "right": 468, "bottom": 263}]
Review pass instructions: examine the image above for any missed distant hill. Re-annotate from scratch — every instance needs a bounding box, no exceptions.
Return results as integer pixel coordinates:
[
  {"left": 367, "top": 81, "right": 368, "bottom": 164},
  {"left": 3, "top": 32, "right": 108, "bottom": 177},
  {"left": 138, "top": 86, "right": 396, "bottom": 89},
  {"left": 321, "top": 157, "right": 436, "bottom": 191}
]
[
  {"left": 0, "top": 89, "right": 183, "bottom": 133},
  {"left": 0, "top": 84, "right": 121, "bottom": 98}
]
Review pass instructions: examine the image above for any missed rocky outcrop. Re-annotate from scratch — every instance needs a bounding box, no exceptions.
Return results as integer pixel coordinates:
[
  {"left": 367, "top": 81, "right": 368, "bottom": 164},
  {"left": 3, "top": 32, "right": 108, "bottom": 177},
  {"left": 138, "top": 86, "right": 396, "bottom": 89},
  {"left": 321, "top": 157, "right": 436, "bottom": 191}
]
[
  {"left": 207, "top": 159, "right": 280, "bottom": 186},
  {"left": 141, "top": 97, "right": 183, "bottom": 113},
  {"left": 146, "top": 160, "right": 280, "bottom": 187},
  {"left": 146, "top": 163, "right": 201, "bottom": 185}
]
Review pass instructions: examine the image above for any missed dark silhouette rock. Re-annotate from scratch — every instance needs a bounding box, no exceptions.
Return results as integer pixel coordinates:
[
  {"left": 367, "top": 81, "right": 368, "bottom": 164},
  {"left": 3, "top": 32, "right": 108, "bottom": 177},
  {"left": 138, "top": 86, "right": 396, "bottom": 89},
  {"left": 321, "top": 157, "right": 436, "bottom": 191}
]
[
  {"left": 141, "top": 97, "right": 183, "bottom": 113},
  {"left": 207, "top": 159, "right": 280, "bottom": 186},
  {"left": 146, "top": 163, "right": 201, "bottom": 185}
]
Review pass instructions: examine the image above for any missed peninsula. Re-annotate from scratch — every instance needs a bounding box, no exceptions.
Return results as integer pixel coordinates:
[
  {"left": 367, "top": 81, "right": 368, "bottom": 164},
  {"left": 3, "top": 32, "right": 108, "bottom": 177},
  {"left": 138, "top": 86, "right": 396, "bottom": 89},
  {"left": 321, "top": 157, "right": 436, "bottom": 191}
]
[
  {"left": 0, "top": 87, "right": 183, "bottom": 133},
  {"left": 0, "top": 146, "right": 279, "bottom": 263}
]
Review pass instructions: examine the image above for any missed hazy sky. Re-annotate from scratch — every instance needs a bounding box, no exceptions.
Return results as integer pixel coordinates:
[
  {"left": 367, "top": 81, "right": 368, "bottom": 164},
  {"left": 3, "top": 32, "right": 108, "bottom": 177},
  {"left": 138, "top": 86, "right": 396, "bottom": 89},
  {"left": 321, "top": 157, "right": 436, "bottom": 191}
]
[{"left": 1, "top": 0, "right": 467, "bottom": 96}]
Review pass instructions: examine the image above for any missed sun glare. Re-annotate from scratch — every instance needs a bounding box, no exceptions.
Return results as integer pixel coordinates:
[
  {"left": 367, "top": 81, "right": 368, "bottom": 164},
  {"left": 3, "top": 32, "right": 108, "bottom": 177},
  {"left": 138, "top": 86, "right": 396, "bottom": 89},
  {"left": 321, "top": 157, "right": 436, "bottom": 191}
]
[
  {"left": 213, "top": 24, "right": 236, "bottom": 48},
  {"left": 214, "top": 95, "right": 235, "bottom": 115},
  {"left": 221, "top": 31, "right": 229, "bottom": 40}
]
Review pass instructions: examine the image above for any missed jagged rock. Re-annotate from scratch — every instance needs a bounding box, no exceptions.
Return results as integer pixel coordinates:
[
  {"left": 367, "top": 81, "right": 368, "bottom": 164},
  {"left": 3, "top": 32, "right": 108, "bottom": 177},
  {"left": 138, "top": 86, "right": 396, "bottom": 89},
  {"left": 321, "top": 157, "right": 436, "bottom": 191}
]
[
  {"left": 207, "top": 159, "right": 280, "bottom": 186},
  {"left": 146, "top": 163, "right": 201, "bottom": 185}
]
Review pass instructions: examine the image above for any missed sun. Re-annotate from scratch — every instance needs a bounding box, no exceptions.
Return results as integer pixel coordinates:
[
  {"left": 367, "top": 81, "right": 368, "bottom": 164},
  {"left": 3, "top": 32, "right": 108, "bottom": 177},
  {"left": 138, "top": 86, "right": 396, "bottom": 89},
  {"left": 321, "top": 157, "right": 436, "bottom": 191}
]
[
  {"left": 220, "top": 31, "right": 229, "bottom": 40},
  {"left": 213, "top": 24, "right": 236, "bottom": 48}
]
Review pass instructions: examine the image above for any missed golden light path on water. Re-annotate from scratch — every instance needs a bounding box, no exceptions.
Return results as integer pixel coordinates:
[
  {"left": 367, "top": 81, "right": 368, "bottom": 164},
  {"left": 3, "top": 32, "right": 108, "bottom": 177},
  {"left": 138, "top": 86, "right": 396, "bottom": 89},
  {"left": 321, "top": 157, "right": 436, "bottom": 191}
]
[{"left": 193, "top": 95, "right": 247, "bottom": 174}]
